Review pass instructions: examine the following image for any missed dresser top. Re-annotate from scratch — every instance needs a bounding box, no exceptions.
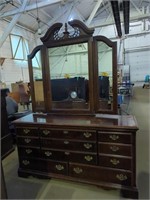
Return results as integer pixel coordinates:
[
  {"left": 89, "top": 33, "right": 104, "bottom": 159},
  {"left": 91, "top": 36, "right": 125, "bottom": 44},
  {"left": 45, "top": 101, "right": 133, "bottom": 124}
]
[{"left": 13, "top": 113, "right": 138, "bottom": 130}]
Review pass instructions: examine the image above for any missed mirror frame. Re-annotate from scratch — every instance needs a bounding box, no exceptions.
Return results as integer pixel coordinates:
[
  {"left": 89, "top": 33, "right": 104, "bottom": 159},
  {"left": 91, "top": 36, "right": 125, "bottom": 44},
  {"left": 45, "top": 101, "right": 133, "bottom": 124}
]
[{"left": 93, "top": 36, "right": 118, "bottom": 114}]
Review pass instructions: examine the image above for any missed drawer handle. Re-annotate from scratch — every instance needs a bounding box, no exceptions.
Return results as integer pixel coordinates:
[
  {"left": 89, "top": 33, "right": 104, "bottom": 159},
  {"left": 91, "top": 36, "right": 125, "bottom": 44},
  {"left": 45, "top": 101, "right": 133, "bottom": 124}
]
[
  {"left": 116, "top": 174, "right": 127, "bottom": 181},
  {"left": 64, "top": 140, "right": 69, "bottom": 144},
  {"left": 110, "top": 159, "right": 120, "bottom": 165},
  {"left": 83, "top": 132, "right": 92, "bottom": 138},
  {"left": 63, "top": 131, "right": 69, "bottom": 134},
  {"left": 22, "top": 160, "right": 30, "bottom": 165},
  {"left": 24, "top": 138, "right": 31, "bottom": 143},
  {"left": 64, "top": 152, "right": 70, "bottom": 155},
  {"left": 109, "top": 135, "right": 119, "bottom": 141},
  {"left": 43, "top": 130, "right": 50, "bottom": 135},
  {"left": 110, "top": 146, "right": 119, "bottom": 152},
  {"left": 45, "top": 151, "right": 52, "bottom": 157},
  {"left": 26, "top": 149, "right": 32, "bottom": 154},
  {"left": 73, "top": 167, "right": 83, "bottom": 174},
  {"left": 23, "top": 129, "right": 30, "bottom": 134},
  {"left": 55, "top": 164, "right": 64, "bottom": 171},
  {"left": 84, "top": 155, "right": 93, "bottom": 162},
  {"left": 84, "top": 143, "right": 92, "bottom": 149}
]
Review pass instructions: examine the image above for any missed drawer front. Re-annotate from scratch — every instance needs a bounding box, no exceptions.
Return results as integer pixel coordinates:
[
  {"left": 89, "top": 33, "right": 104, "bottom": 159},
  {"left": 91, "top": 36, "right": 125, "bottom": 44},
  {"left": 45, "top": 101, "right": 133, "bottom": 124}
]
[
  {"left": 41, "top": 139, "right": 97, "bottom": 152},
  {"left": 98, "top": 143, "right": 132, "bottom": 156},
  {"left": 98, "top": 155, "right": 132, "bottom": 170},
  {"left": 19, "top": 158, "right": 41, "bottom": 171},
  {"left": 16, "top": 128, "right": 39, "bottom": 137},
  {"left": 69, "top": 163, "right": 131, "bottom": 186},
  {"left": 41, "top": 149, "right": 97, "bottom": 165},
  {"left": 18, "top": 147, "right": 40, "bottom": 158},
  {"left": 40, "top": 129, "right": 96, "bottom": 141},
  {"left": 41, "top": 160, "right": 68, "bottom": 175},
  {"left": 98, "top": 132, "right": 131, "bottom": 144},
  {"left": 17, "top": 137, "right": 40, "bottom": 146}
]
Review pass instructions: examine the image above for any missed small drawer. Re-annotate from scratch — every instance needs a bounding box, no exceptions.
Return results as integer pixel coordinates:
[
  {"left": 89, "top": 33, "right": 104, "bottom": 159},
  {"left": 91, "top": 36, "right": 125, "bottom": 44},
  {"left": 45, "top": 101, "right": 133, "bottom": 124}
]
[
  {"left": 41, "top": 139, "right": 97, "bottom": 152},
  {"left": 98, "top": 143, "right": 132, "bottom": 156},
  {"left": 98, "top": 132, "right": 131, "bottom": 144},
  {"left": 98, "top": 155, "right": 132, "bottom": 170},
  {"left": 69, "top": 163, "right": 131, "bottom": 186},
  {"left": 16, "top": 128, "right": 39, "bottom": 137},
  {"left": 17, "top": 137, "right": 40, "bottom": 146},
  {"left": 40, "top": 129, "right": 96, "bottom": 141},
  {"left": 18, "top": 147, "right": 40, "bottom": 158},
  {"left": 19, "top": 158, "right": 41, "bottom": 171}
]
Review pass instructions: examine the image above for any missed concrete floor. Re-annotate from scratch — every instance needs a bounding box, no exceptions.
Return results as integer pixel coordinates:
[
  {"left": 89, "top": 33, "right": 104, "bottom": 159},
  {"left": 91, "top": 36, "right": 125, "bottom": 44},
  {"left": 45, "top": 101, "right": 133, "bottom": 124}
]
[{"left": 2, "top": 86, "right": 150, "bottom": 199}]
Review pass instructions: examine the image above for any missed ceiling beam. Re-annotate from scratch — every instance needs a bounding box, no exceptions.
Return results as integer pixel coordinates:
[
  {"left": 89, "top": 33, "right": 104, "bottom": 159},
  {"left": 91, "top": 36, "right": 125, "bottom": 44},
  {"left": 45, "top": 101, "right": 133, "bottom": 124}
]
[
  {"left": 86, "top": 0, "right": 103, "bottom": 26},
  {"left": 0, "top": 0, "right": 62, "bottom": 18},
  {"left": 0, "top": 0, "right": 28, "bottom": 47}
]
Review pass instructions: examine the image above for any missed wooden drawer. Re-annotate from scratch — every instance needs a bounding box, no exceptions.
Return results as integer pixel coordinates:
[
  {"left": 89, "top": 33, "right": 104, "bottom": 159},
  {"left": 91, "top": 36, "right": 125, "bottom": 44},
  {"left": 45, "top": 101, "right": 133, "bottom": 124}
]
[
  {"left": 41, "top": 139, "right": 97, "bottom": 152},
  {"left": 19, "top": 158, "right": 41, "bottom": 171},
  {"left": 98, "top": 143, "right": 132, "bottom": 156},
  {"left": 18, "top": 147, "right": 40, "bottom": 158},
  {"left": 98, "top": 132, "right": 131, "bottom": 144},
  {"left": 41, "top": 160, "right": 68, "bottom": 175},
  {"left": 41, "top": 149, "right": 97, "bottom": 165},
  {"left": 69, "top": 163, "right": 132, "bottom": 186},
  {"left": 16, "top": 127, "right": 39, "bottom": 137},
  {"left": 98, "top": 155, "right": 132, "bottom": 170},
  {"left": 40, "top": 129, "right": 96, "bottom": 141},
  {"left": 17, "top": 137, "right": 40, "bottom": 146}
]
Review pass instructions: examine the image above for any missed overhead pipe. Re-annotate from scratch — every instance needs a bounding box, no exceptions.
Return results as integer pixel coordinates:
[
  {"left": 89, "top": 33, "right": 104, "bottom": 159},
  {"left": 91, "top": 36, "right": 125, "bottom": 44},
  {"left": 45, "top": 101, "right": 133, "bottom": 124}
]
[
  {"left": 123, "top": 0, "right": 130, "bottom": 34},
  {"left": 110, "top": 0, "right": 122, "bottom": 37}
]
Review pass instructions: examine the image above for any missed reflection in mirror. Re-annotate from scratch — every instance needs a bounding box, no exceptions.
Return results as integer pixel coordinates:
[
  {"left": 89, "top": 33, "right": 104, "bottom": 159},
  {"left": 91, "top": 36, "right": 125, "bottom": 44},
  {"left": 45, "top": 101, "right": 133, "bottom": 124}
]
[
  {"left": 31, "top": 50, "right": 44, "bottom": 110},
  {"left": 98, "top": 41, "right": 113, "bottom": 110},
  {"left": 48, "top": 43, "right": 89, "bottom": 110}
]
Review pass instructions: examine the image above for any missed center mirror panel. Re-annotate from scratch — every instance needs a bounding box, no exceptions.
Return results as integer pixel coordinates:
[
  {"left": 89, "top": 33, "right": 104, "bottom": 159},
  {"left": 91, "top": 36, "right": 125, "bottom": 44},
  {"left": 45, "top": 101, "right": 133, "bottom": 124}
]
[{"left": 48, "top": 43, "right": 90, "bottom": 110}]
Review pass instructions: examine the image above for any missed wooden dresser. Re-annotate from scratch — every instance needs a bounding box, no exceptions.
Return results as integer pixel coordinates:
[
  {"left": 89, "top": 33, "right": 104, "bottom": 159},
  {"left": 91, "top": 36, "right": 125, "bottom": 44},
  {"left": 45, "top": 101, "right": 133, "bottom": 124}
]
[{"left": 14, "top": 113, "right": 138, "bottom": 198}]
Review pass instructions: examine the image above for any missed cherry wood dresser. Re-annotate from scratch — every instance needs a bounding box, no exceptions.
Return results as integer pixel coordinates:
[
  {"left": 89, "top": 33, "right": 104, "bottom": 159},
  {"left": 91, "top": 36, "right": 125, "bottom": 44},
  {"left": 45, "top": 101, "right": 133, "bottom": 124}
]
[{"left": 14, "top": 113, "right": 138, "bottom": 198}]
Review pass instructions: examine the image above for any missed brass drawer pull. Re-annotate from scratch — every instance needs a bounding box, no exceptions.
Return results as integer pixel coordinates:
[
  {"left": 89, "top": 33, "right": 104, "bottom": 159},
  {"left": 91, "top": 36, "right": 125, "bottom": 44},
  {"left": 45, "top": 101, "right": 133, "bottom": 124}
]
[
  {"left": 84, "top": 155, "right": 93, "bottom": 162},
  {"left": 63, "top": 130, "right": 69, "bottom": 134},
  {"left": 109, "top": 135, "right": 119, "bottom": 141},
  {"left": 25, "top": 149, "right": 32, "bottom": 154},
  {"left": 43, "top": 130, "right": 50, "bottom": 135},
  {"left": 83, "top": 132, "right": 92, "bottom": 138},
  {"left": 64, "top": 152, "right": 70, "bottom": 155},
  {"left": 22, "top": 160, "right": 30, "bottom": 165},
  {"left": 23, "top": 129, "right": 30, "bottom": 134},
  {"left": 64, "top": 140, "right": 69, "bottom": 144},
  {"left": 45, "top": 151, "right": 52, "bottom": 157},
  {"left": 110, "top": 159, "right": 120, "bottom": 165},
  {"left": 84, "top": 143, "right": 92, "bottom": 149},
  {"left": 110, "top": 146, "right": 119, "bottom": 152},
  {"left": 55, "top": 164, "right": 64, "bottom": 171},
  {"left": 24, "top": 138, "right": 31, "bottom": 143},
  {"left": 116, "top": 174, "right": 127, "bottom": 181},
  {"left": 73, "top": 167, "right": 83, "bottom": 174}
]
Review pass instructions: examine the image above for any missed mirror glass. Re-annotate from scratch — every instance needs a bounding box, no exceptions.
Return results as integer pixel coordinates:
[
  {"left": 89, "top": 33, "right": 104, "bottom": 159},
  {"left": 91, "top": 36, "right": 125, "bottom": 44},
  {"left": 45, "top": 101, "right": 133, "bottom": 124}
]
[
  {"left": 31, "top": 50, "right": 44, "bottom": 110},
  {"left": 48, "top": 43, "right": 89, "bottom": 110},
  {"left": 97, "top": 41, "right": 113, "bottom": 110}
]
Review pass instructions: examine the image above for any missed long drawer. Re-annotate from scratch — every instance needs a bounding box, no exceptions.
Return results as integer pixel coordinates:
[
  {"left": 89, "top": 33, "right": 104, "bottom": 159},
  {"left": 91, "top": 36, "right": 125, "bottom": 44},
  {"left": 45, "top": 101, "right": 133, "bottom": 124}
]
[
  {"left": 41, "top": 139, "right": 97, "bottom": 152},
  {"left": 41, "top": 148, "right": 97, "bottom": 165},
  {"left": 40, "top": 128, "right": 96, "bottom": 141},
  {"left": 69, "top": 163, "right": 132, "bottom": 186}
]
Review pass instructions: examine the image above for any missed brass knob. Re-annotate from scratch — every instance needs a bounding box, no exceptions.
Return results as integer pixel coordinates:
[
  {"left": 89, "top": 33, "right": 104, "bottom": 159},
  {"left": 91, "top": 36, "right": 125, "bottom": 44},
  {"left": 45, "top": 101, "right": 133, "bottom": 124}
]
[
  {"left": 84, "top": 155, "right": 93, "bottom": 162},
  {"left": 23, "top": 129, "right": 30, "bottom": 134},
  {"left": 109, "top": 135, "right": 119, "bottom": 141},
  {"left": 24, "top": 138, "right": 31, "bottom": 143},
  {"left": 73, "top": 167, "right": 83, "bottom": 174},
  {"left": 84, "top": 143, "right": 92, "bottom": 149},
  {"left": 116, "top": 174, "right": 127, "bottom": 181},
  {"left": 25, "top": 149, "right": 32, "bottom": 154},
  {"left": 43, "top": 130, "right": 50, "bottom": 135},
  {"left": 83, "top": 132, "right": 92, "bottom": 138},
  {"left": 55, "top": 164, "right": 64, "bottom": 171},
  {"left": 110, "top": 146, "right": 119, "bottom": 152},
  {"left": 45, "top": 151, "right": 52, "bottom": 157},
  {"left": 22, "top": 160, "right": 30, "bottom": 165},
  {"left": 110, "top": 158, "right": 120, "bottom": 165}
]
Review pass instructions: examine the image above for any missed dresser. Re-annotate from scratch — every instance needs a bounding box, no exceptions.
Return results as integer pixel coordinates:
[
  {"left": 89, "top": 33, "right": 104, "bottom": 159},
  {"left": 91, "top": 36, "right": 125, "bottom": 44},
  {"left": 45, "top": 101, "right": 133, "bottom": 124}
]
[{"left": 14, "top": 113, "right": 138, "bottom": 198}]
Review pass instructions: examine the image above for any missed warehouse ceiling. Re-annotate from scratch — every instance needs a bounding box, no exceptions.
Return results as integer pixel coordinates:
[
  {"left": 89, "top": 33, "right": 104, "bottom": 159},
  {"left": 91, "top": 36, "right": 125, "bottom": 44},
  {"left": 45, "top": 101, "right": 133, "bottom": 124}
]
[{"left": 0, "top": 0, "right": 150, "bottom": 44}]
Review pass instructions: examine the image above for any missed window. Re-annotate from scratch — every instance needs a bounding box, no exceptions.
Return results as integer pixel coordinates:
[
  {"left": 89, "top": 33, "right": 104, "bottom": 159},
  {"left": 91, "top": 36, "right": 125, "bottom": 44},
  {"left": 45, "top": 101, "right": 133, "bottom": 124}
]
[{"left": 10, "top": 34, "right": 29, "bottom": 60}]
